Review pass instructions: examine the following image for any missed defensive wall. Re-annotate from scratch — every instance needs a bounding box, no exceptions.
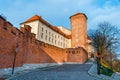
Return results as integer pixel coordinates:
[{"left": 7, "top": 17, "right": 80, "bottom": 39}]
[{"left": 0, "top": 15, "right": 88, "bottom": 74}]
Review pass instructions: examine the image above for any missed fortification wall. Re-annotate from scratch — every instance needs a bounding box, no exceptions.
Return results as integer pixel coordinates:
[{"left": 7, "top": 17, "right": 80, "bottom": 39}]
[
  {"left": 0, "top": 17, "right": 24, "bottom": 68},
  {"left": 0, "top": 16, "right": 67, "bottom": 69},
  {"left": 0, "top": 16, "right": 88, "bottom": 71},
  {"left": 66, "top": 47, "right": 88, "bottom": 63}
]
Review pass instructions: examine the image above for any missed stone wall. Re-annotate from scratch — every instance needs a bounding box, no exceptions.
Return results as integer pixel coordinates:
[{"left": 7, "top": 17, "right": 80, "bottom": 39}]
[{"left": 0, "top": 15, "right": 88, "bottom": 69}]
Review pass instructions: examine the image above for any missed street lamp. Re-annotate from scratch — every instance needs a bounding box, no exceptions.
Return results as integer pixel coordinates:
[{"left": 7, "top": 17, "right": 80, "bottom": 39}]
[{"left": 12, "top": 43, "right": 18, "bottom": 75}]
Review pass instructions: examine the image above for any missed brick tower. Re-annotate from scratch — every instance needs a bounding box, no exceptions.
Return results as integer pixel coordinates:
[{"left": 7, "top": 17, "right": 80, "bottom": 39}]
[{"left": 70, "top": 13, "right": 88, "bottom": 50}]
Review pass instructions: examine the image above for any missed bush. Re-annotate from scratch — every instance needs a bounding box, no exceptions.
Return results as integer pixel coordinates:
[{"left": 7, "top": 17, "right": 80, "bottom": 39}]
[{"left": 101, "top": 65, "right": 114, "bottom": 76}]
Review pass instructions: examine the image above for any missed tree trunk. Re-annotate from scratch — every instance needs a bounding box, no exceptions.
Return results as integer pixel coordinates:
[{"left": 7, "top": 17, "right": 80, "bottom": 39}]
[{"left": 97, "top": 57, "right": 101, "bottom": 74}]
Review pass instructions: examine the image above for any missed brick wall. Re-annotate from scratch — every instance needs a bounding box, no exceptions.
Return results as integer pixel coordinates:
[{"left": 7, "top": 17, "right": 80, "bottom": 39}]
[
  {"left": 0, "top": 16, "right": 24, "bottom": 68},
  {"left": 66, "top": 47, "right": 88, "bottom": 63},
  {"left": 70, "top": 13, "right": 88, "bottom": 51},
  {"left": 0, "top": 16, "right": 88, "bottom": 68}
]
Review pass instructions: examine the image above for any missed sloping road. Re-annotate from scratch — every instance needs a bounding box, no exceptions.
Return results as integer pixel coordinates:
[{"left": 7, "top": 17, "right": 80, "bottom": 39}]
[{"left": 8, "top": 63, "right": 101, "bottom": 80}]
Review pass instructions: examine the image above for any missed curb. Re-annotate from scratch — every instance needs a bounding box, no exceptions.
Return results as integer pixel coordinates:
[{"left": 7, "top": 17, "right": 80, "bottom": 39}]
[{"left": 87, "top": 63, "right": 115, "bottom": 80}]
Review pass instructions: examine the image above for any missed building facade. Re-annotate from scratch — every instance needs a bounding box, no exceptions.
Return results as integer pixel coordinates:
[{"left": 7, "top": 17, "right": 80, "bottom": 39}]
[
  {"left": 20, "top": 13, "right": 91, "bottom": 52},
  {"left": 21, "top": 15, "right": 71, "bottom": 48}
]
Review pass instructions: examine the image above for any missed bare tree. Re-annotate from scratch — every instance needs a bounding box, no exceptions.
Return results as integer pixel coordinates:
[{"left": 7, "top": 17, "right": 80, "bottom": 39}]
[{"left": 89, "top": 22, "right": 120, "bottom": 74}]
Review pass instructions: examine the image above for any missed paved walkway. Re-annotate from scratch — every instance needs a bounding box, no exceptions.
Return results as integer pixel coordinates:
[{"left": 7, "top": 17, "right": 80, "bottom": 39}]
[
  {"left": 7, "top": 64, "right": 101, "bottom": 80},
  {"left": 88, "top": 63, "right": 120, "bottom": 80}
]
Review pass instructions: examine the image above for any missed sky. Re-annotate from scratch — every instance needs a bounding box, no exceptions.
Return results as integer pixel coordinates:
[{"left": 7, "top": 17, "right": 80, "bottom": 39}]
[{"left": 0, "top": 0, "right": 120, "bottom": 30}]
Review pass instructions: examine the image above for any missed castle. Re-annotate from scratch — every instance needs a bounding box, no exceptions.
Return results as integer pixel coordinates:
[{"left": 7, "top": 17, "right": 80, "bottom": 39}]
[
  {"left": 20, "top": 13, "right": 90, "bottom": 50},
  {"left": 0, "top": 12, "right": 93, "bottom": 73}
]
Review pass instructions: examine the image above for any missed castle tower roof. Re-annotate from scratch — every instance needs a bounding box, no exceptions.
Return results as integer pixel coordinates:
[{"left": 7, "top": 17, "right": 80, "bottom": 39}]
[{"left": 70, "top": 13, "right": 88, "bottom": 19}]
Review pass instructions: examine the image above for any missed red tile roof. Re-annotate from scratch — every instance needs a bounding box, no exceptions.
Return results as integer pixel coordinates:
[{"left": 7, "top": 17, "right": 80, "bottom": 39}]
[
  {"left": 21, "top": 15, "right": 51, "bottom": 26},
  {"left": 25, "top": 15, "right": 40, "bottom": 22},
  {"left": 70, "top": 12, "right": 88, "bottom": 19},
  {"left": 50, "top": 26, "right": 72, "bottom": 39},
  {"left": 21, "top": 15, "right": 71, "bottom": 39}
]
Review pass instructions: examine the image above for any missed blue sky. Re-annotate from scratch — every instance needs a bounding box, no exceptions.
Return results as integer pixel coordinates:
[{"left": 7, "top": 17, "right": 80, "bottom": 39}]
[{"left": 0, "top": 0, "right": 120, "bottom": 30}]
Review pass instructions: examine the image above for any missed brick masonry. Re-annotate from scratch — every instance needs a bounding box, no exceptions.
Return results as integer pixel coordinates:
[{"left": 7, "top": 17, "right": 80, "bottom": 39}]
[
  {"left": 70, "top": 13, "right": 88, "bottom": 51},
  {"left": 0, "top": 15, "right": 88, "bottom": 69}
]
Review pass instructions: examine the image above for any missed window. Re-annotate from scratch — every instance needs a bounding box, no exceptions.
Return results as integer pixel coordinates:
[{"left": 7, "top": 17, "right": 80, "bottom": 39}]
[
  {"left": 49, "top": 32, "right": 51, "bottom": 35},
  {"left": 58, "top": 36, "right": 59, "bottom": 38},
  {"left": 55, "top": 35, "right": 56, "bottom": 38},
  {"left": 42, "top": 27, "right": 44, "bottom": 32},
  {"left": 45, "top": 35, "right": 47, "bottom": 40},
  {"left": 58, "top": 41, "right": 60, "bottom": 45},
  {"left": 63, "top": 43, "right": 65, "bottom": 47},
  {"left": 41, "top": 33, "right": 43, "bottom": 38},
  {"left": 52, "top": 34, "right": 54, "bottom": 37},
  {"left": 61, "top": 42, "right": 62, "bottom": 46},
  {"left": 72, "top": 51, "right": 75, "bottom": 54},
  {"left": 49, "top": 37, "right": 51, "bottom": 42},
  {"left": 76, "top": 29, "right": 78, "bottom": 32},
  {"left": 76, "top": 34, "right": 78, "bottom": 37},
  {"left": 3, "top": 26, "right": 8, "bottom": 30},
  {"left": 66, "top": 40, "right": 67, "bottom": 43},
  {"left": 46, "top": 30, "right": 47, "bottom": 34},
  {"left": 76, "top": 39, "right": 78, "bottom": 42},
  {"left": 69, "top": 51, "right": 71, "bottom": 53},
  {"left": 11, "top": 30, "right": 16, "bottom": 35},
  {"left": 55, "top": 40, "right": 57, "bottom": 44},
  {"left": 52, "top": 39, "right": 53, "bottom": 43}
]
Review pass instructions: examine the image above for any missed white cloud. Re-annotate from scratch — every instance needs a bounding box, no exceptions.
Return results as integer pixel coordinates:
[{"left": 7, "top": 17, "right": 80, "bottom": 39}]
[{"left": 87, "top": 0, "right": 120, "bottom": 30}]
